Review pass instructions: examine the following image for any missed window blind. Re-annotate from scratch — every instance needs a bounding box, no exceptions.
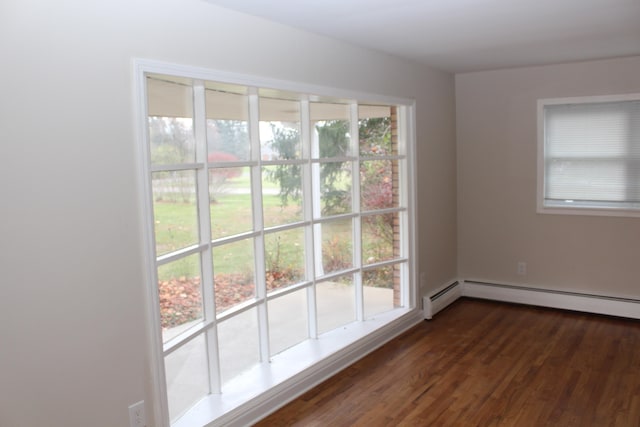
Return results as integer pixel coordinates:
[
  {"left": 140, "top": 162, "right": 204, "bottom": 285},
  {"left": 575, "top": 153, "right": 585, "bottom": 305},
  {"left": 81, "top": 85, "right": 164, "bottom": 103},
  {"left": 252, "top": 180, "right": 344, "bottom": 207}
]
[{"left": 543, "top": 99, "right": 640, "bottom": 210}]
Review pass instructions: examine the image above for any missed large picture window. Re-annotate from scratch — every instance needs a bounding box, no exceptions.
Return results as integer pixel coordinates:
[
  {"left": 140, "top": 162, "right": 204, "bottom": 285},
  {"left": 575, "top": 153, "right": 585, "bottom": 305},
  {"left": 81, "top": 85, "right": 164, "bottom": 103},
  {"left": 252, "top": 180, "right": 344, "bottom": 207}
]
[
  {"left": 137, "top": 62, "right": 416, "bottom": 426},
  {"left": 538, "top": 94, "right": 640, "bottom": 216}
]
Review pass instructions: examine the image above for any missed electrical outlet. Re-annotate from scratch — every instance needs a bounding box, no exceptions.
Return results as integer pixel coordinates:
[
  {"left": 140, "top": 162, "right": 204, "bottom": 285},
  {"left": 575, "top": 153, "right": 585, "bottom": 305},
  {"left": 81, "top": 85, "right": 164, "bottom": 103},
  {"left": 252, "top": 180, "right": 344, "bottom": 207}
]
[
  {"left": 517, "top": 261, "right": 527, "bottom": 276},
  {"left": 128, "top": 401, "right": 146, "bottom": 427}
]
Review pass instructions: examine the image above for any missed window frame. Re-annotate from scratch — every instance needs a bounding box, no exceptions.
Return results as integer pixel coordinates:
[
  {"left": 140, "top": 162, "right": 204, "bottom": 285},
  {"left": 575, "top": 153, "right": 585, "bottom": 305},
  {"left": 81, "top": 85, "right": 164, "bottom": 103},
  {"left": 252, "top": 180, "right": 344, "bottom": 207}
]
[
  {"left": 133, "top": 59, "right": 419, "bottom": 427},
  {"left": 537, "top": 93, "right": 640, "bottom": 218}
]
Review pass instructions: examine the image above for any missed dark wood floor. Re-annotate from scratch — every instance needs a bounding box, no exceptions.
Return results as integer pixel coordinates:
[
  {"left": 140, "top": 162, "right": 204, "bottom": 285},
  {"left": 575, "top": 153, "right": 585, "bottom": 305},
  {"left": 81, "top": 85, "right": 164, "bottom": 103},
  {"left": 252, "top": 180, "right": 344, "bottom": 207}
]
[{"left": 255, "top": 298, "right": 640, "bottom": 426}]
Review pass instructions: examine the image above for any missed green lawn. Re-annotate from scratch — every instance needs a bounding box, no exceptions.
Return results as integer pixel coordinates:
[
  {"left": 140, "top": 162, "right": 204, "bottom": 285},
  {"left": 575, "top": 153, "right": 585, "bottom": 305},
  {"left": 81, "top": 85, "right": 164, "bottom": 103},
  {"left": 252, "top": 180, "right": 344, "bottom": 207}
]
[
  {"left": 154, "top": 175, "right": 391, "bottom": 281},
  {"left": 154, "top": 175, "right": 394, "bottom": 328}
]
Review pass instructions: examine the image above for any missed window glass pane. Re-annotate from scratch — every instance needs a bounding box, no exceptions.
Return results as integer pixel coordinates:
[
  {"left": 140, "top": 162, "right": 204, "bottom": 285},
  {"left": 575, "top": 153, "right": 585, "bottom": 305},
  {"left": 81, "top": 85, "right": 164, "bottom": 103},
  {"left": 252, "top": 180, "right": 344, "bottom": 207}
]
[
  {"left": 313, "top": 161, "right": 352, "bottom": 217},
  {"left": 545, "top": 102, "right": 632, "bottom": 157},
  {"left": 311, "top": 103, "right": 351, "bottom": 159},
  {"left": 152, "top": 171, "right": 199, "bottom": 255},
  {"left": 213, "top": 238, "right": 255, "bottom": 314},
  {"left": 360, "top": 159, "right": 398, "bottom": 211},
  {"left": 358, "top": 107, "right": 392, "bottom": 156},
  {"left": 143, "top": 72, "right": 413, "bottom": 425},
  {"left": 260, "top": 98, "right": 301, "bottom": 160},
  {"left": 546, "top": 159, "right": 627, "bottom": 201},
  {"left": 363, "top": 265, "right": 399, "bottom": 319},
  {"left": 210, "top": 167, "right": 253, "bottom": 239},
  {"left": 262, "top": 165, "right": 303, "bottom": 227},
  {"left": 542, "top": 99, "right": 640, "bottom": 210},
  {"left": 218, "top": 308, "right": 260, "bottom": 386},
  {"left": 268, "top": 289, "right": 308, "bottom": 356},
  {"left": 317, "top": 275, "right": 355, "bottom": 335},
  {"left": 316, "top": 218, "right": 353, "bottom": 276},
  {"left": 206, "top": 85, "right": 250, "bottom": 163},
  {"left": 265, "top": 228, "right": 306, "bottom": 292},
  {"left": 148, "top": 117, "right": 196, "bottom": 165},
  {"left": 165, "top": 334, "right": 209, "bottom": 422},
  {"left": 158, "top": 255, "right": 203, "bottom": 343},
  {"left": 147, "top": 76, "right": 195, "bottom": 165},
  {"left": 362, "top": 213, "right": 398, "bottom": 265}
]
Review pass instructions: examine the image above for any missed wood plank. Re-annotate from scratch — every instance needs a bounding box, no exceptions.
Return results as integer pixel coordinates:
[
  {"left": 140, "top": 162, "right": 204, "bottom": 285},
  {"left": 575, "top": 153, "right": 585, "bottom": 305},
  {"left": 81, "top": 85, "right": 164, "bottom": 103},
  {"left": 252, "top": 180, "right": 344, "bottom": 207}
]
[{"left": 254, "top": 298, "right": 640, "bottom": 426}]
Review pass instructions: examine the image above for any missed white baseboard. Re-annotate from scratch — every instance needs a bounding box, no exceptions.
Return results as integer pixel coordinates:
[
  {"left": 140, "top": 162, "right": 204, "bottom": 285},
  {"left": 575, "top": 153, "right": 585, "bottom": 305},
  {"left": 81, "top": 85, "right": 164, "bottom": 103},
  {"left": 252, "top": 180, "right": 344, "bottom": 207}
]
[{"left": 462, "top": 280, "right": 640, "bottom": 320}]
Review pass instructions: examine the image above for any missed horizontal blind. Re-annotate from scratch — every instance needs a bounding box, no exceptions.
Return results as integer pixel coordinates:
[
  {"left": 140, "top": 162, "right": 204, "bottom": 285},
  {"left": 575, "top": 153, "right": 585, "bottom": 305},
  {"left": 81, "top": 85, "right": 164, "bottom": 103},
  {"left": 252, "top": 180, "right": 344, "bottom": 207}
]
[{"left": 544, "top": 99, "right": 640, "bottom": 208}]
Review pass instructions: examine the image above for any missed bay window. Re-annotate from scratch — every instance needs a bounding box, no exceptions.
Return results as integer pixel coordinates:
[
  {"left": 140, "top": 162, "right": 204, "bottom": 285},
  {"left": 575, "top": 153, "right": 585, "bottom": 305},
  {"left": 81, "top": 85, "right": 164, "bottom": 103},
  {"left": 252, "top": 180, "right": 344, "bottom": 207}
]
[{"left": 135, "top": 60, "right": 417, "bottom": 426}]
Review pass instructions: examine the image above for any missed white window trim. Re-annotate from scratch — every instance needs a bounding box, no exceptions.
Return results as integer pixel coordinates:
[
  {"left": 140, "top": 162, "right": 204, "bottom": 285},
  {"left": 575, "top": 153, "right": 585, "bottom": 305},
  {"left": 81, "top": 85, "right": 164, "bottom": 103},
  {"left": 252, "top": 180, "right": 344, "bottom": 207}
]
[
  {"left": 537, "top": 93, "right": 640, "bottom": 218},
  {"left": 133, "top": 59, "right": 420, "bottom": 427}
]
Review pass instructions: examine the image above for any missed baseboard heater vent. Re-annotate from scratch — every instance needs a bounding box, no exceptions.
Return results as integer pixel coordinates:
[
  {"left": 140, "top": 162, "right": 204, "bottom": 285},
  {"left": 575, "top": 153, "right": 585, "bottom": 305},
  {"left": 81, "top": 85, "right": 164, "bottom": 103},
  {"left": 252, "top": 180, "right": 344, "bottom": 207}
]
[
  {"left": 423, "top": 281, "right": 461, "bottom": 320},
  {"left": 463, "top": 280, "right": 640, "bottom": 320}
]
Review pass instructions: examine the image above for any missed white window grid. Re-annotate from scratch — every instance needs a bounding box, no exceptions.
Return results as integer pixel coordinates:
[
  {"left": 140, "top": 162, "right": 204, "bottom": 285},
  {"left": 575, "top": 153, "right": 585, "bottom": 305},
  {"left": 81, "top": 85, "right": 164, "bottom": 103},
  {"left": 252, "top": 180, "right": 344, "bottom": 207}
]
[
  {"left": 134, "top": 60, "right": 417, "bottom": 425},
  {"left": 149, "top": 79, "right": 409, "bottom": 391}
]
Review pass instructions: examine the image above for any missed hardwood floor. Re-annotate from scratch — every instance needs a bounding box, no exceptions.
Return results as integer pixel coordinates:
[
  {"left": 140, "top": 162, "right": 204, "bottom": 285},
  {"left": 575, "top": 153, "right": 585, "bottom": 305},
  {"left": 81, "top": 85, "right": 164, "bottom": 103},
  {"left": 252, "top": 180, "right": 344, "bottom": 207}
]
[{"left": 254, "top": 298, "right": 640, "bottom": 426}]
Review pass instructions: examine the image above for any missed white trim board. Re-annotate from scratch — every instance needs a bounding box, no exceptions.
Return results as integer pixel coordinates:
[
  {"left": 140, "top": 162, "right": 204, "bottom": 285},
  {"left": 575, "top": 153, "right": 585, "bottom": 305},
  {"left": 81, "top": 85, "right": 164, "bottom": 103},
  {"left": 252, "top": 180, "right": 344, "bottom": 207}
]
[{"left": 424, "top": 280, "right": 640, "bottom": 320}]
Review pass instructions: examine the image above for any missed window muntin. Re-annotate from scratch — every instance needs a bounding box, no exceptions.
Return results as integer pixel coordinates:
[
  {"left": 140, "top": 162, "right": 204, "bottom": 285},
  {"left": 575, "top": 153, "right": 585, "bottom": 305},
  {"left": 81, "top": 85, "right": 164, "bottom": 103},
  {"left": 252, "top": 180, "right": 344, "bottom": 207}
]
[
  {"left": 538, "top": 94, "right": 640, "bottom": 216},
  {"left": 141, "top": 70, "right": 413, "bottom": 425}
]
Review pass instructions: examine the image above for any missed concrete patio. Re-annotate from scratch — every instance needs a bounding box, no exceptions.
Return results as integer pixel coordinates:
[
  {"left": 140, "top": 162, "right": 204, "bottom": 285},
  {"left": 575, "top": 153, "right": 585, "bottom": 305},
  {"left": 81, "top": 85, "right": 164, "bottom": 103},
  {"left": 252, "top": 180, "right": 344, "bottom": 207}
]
[{"left": 164, "top": 284, "right": 395, "bottom": 420}]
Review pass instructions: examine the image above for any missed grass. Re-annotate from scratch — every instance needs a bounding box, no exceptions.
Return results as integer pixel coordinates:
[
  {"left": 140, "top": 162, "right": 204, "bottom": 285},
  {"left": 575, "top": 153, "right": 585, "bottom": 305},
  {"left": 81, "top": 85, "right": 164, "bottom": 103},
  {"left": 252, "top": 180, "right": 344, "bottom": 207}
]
[
  {"left": 154, "top": 174, "right": 392, "bottom": 281},
  {"left": 154, "top": 192, "right": 307, "bottom": 279},
  {"left": 217, "top": 168, "right": 279, "bottom": 192},
  {"left": 210, "top": 193, "right": 255, "bottom": 239},
  {"left": 154, "top": 174, "right": 395, "bottom": 327}
]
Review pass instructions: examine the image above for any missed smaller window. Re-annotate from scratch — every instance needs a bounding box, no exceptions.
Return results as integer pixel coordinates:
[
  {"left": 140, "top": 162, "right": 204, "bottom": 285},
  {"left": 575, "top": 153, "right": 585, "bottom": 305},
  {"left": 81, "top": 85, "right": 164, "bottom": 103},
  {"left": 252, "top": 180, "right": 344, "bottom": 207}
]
[{"left": 537, "top": 94, "right": 640, "bottom": 217}]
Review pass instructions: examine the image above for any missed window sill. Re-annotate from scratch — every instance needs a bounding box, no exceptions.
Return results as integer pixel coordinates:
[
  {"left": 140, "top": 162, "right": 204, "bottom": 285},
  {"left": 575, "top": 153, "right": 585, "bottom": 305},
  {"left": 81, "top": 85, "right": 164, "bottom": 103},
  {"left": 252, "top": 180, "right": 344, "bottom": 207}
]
[
  {"left": 537, "top": 204, "right": 640, "bottom": 218},
  {"left": 172, "top": 307, "right": 422, "bottom": 427}
]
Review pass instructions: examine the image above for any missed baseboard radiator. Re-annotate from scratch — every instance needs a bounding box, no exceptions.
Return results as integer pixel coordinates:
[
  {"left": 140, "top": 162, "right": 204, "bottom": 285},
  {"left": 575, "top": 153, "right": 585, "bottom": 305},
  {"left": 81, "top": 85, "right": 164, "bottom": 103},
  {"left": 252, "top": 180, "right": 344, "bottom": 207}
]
[
  {"left": 463, "top": 280, "right": 640, "bottom": 320},
  {"left": 423, "top": 281, "right": 462, "bottom": 319},
  {"left": 423, "top": 279, "right": 640, "bottom": 321}
]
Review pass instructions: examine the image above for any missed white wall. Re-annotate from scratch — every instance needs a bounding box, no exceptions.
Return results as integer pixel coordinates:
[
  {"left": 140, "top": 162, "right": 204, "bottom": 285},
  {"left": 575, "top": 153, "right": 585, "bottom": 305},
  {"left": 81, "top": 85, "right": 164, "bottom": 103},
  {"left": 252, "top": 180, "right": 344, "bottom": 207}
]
[
  {"left": 0, "top": 0, "right": 455, "bottom": 425},
  {"left": 456, "top": 56, "right": 640, "bottom": 297}
]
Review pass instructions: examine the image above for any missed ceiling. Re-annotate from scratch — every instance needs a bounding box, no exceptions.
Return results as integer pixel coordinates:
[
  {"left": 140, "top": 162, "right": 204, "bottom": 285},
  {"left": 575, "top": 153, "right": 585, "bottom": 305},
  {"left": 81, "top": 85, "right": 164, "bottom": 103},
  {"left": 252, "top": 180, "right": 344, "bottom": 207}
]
[{"left": 203, "top": 0, "right": 640, "bottom": 73}]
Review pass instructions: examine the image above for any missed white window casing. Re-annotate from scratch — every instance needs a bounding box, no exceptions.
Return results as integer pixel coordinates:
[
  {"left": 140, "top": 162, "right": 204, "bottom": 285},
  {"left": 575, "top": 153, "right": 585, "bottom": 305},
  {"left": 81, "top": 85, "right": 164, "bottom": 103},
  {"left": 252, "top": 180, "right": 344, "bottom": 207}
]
[
  {"left": 134, "top": 59, "right": 419, "bottom": 427},
  {"left": 537, "top": 93, "right": 640, "bottom": 217}
]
